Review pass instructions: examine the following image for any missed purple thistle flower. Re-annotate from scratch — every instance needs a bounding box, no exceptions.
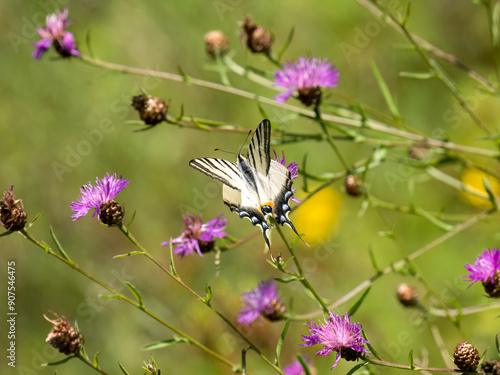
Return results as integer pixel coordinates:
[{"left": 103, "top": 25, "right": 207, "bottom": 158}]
[
  {"left": 273, "top": 57, "right": 339, "bottom": 105},
  {"left": 32, "top": 9, "right": 80, "bottom": 59},
  {"left": 283, "top": 357, "right": 315, "bottom": 375},
  {"left": 463, "top": 248, "right": 500, "bottom": 286},
  {"left": 301, "top": 312, "right": 370, "bottom": 370},
  {"left": 273, "top": 149, "right": 300, "bottom": 203},
  {"left": 161, "top": 214, "right": 227, "bottom": 257},
  {"left": 237, "top": 279, "right": 285, "bottom": 325},
  {"left": 70, "top": 173, "right": 129, "bottom": 221}
]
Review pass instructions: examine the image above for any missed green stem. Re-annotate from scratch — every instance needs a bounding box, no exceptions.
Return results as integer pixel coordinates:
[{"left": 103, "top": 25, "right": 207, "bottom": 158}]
[
  {"left": 363, "top": 355, "right": 456, "bottom": 372},
  {"left": 76, "top": 352, "right": 109, "bottom": 375},
  {"left": 274, "top": 223, "right": 329, "bottom": 313},
  {"left": 78, "top": 55, "right": 500, "bottom": 158},
  {"left": 293, "top": 208, "right": 495, "bottom": 320},
  {"left": 21, "top": 228, "right": 236, "bottom": 370}
]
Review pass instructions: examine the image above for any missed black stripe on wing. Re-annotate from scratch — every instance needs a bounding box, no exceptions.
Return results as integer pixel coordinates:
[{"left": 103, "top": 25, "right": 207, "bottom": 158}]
[
  {"left": 247, "top": 119, "right": 271, "bottom": 177},
  {"left": 189, "top": 158, "right": 242, "bottom": 190}
]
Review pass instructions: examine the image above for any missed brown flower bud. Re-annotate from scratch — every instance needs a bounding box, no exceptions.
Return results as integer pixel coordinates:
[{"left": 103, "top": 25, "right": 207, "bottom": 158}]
[
  {"left": 396, "top": 283, "right": 419, "bottom": 307},
  {"left": 44, "top": 313, "right": 83, "bottom": 355},
  {"left": 453, "top": 341, "right": 480, "bottom": 372},
  {"left": 345, "top": 175, "right": 362, "bottom": 197},
  {"left": 481, "top": 359, "right": 500, "bottom": 374},
  {"left": 0, "top": 186, "right": 27, "bottom": 231},
  {"left": 131, "top": 95, "right": 168, "bottom": 125},
  {"left": 99, "top": 200, "right": 124, "bottom": 226},
  {"left": 204, "top": 30, "right": 230, "bottom": 58},
  {"left": 242, "top": 15, "right": 272, "bottom": 53}
]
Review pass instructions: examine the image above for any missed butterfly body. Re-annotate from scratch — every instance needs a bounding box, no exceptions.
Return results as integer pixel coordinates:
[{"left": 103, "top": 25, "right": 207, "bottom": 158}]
[{"left": 189, "top": 119, "right": 299, "bottom": 247}]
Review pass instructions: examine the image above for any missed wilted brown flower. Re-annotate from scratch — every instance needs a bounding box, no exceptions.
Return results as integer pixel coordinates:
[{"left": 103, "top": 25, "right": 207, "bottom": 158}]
[
  {"left": 44, "top": 313, "right": 83, "bottom": 355},
  {"left": 0, "top": 186, "right": 27, "bottom": 231}
]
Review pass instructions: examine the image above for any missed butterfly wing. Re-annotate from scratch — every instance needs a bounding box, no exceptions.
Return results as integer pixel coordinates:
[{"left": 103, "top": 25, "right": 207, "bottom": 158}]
[
  {"left": 189, "top": 158, "right": 243, "bottom": 190},
  {"left": 247, "top": 119, "right": 271, "bottom": 177}
]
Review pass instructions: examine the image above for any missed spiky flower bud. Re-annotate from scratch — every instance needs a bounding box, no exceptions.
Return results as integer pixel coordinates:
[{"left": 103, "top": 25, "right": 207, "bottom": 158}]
[
  {"left": 262, "top": 298, "right": 287, "bottom": 322},
  {"left": 0, "top": 186, "right": 27, "bottom": 231},
  {"left": 131, "top": 95, "right": 168, "bottom": 125},
  {"left": 396, "top": 283, "right": 419, "bottom": 307},
  {"left": 44, "top": 313, "right": 83, "bottom": 355},
  {"left": 481, "top": 359, "right": 500, "bottom": 374},
  {"left": 242, "top": 15, "right": 272, "bottom": 54},
  {"left": 204, "top": 30, "right": 230, "bottom": 58},
  {"left": 345, "top": 175, "right": 362, "bottom": 197},
  {"left": 483, "top": 269, "right": 500, "bottom": 298},
  {"left": 453, "top": 341, "right": 480, "bottom": 372},
  {"left": 99, "top": 200, "right": 124, "bottom": 226}
]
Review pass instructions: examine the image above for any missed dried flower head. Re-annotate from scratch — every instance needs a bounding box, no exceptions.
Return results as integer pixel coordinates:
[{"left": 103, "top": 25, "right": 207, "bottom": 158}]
[
  {"left": 161, "top": 214, "right": 227, "bottom": 257},
  {"left": 463, "top": 248, "right": 500, "bottom": 297},
  {"left": 204, "top": 30, "right": 230, "bottom": 58},
  {"left": 237, "top": 279, "right": 286, "bottom": 326},
  {"left": 274, "top": 57, "right": 339, "bottom": 105},
  {"left": 70, "top": 173, "right": 129, "bottom": 225},
  {"left": 301, "top": 312, "right": 370, "bottom": 369},
  {"left": 396, "top": 283, "right": 419, "bottom": 307},
  {"left": 131, "top": 95, "right": 168, "bottom": 125},
  {"left": 0, "top": 186, "right": 27, "bottom": 231},
  {"left": 44, "top": 313, "right": 83, "bottom": 355},
  {"left": 241, "top": 15, "right": 272, "bottom": 53},
  {"left": 32, "top": 9, "right": 80, "bottom": 59},
  {"left": 481, "top": 359, "right": 500, "bottom": 375},
  {"left": 453, "top": 341, "right": 480, "bottom": 372},
  {"left": 273, "top": 149, "right": 300, "bottom": 203}
]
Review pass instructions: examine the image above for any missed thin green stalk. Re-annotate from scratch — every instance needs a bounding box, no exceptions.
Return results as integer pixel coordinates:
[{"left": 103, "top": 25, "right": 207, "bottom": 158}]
[
  {"left": 274, "top": 224, "right": 329, "bottom": 313},
  {"left": 21, "top": 228, "right": 236, "bottom": 370},
  {"left": 75, "top": 352, "right": 109, "bottom": 375},
  {"left": 484, "top": 0, "right": 500, "bottom": 82},
  {"left": 293, "top": 209, "right": 495, "bottom": 320},
  {"left": 363, "top": 355, "right": 456, "bottom": 372},
  {"left": 117, "top": 224, "right": 284, "bottom": 374},
  {"left": 79, "top": 55, "right": 500, "bottom": 159}
]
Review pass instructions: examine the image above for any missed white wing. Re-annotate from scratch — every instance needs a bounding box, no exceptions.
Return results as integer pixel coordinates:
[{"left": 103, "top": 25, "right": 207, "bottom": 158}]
[
  {"left": 189, "top": 158, "right": 243, "bottom": 190},
  {"left": 247, "top": 119, "right": 271, "bottom": 177}
]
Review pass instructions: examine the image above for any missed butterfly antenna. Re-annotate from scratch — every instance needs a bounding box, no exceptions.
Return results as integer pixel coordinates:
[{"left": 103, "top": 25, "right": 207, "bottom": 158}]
[{"left": 238, "top": 129, "right": 252, "bottom": 155}]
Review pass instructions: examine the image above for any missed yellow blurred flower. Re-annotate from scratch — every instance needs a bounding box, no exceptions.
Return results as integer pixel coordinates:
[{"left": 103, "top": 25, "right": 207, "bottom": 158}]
[
  {"left": 460, "top": 168, "right": 500, "bottom": 208},
  {"left": 292, "top": 187, "right": 342, "bottom": 245}
]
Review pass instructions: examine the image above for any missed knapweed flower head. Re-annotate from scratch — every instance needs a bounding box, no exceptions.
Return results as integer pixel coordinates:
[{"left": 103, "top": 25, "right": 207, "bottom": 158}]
[
  {"left": 131, "top": 95, "right": 169, "bottom": 125},
  {"left": 70, "top": 173, "right": 129, "bottom": 225},
  {"left": 463, "top": 248, "right": 500, "bottom": 297},
  {"left": 0, "top": 185, "right": 27, "bottom": 231},
  {"left": 274, "top": 57, "right": 339, "bottom": 106},
  {"left": 237, "top": 279, "right": 286, "bottom": 326},
  {"left": 204, "top": 30, "right": 230, "bottom": 58},
  {"left": 301, "top": 312, "right": 370, "bottom": 369},
  {"left": 241, "top": 15, "right": 273, "bottom": 53},
  {"left": 273, "top": 149, "right": 300, "bottom": 203},
  {"left": 32, "top": 9, "right": 80, "bottom": 59},
  {"left": 162, "top": 214, "right": 227, "bottom": 257},
  {"left": 283, "top": 357, "right": 317, "bottom": 375},
  {"left": 44, "top": 313, "right": 83, "bottom": 355}
]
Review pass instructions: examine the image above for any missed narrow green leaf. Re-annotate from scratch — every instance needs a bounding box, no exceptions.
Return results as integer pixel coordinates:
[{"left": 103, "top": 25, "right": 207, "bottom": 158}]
[
  {"left": 126, "top": 282, "right": 143, "bottom": 308},
  {"left": 118, "top": 361, "right": 131, "bottom": 375},
  {"left": 192, "top": 116, "right": 210, "bottom": 130},
  {"left": 274, "top": 276, "right": 302, "bottom": 284},
  {"left": 141, "top": 337, "right": 189, "bottom": 350},
  {"left": 177, "top": 65, "right": 189, "bottom": 81},
  {"left": 414, "top": 206, "right": 454, "bottom": 231},
  {"left": 401, "top": 0, "right": 411, "bottom": 26},
  {"left": 113, "top": 251, "right": 143, "bottom": 258},
  {"left": 368, "top": 245, "right": 380, "bottom": 273},
  {"left": 26, "top": 212, "right": 42, "bottom": 229},
  {"left": 345, "top": 362, "right": 369, "bottom": 375},
  {"left": 100, "top": 294, "right": 122, "bottom": 299},
  {"left": 348, "top": 287, "right": 371, "bottom": 317},
  {"left": 363, "top": 330, "right": 383, "bottom": 360},
  {"left": 93, "top": 351, "right": 100, "bottom": 368},
  {"left": 278, "top": 27, "right": 295, "bottom": 61},
  {"left": 408, "top": 349, "right": 415, "bottom": 369},
  {"left": 168, "top": 239, "right": 179, "bottom": 277},
  {"left": 203, "top": 285, "right": 212, "bottom": 306},
  {"left": 49, "top": 226, "right": 73, "bottom": 263},
  {"left": 41, "top": 356, "right": 76, "bottom": 366},
  {"left": 399, "top": 71, "right": 436, "bottom": 80},
  {"left": 495, "top": 334, "right": 500, "bottom": 354},
  {"left": 175, "top": 104, "right": 184, "bottom": 121},
  {"left": 275, "top": 319, "right": 290, "bottom": 367},
  {"left": 370, "top": 60, "right": 402, "bottom": 122},
  {"left": 127, "top": 210, "right": 136, "bottom": 230},
  {"left": 492, "top": 2, "right": 500, "bottom": 51},
  {"left": 482, "top": 177, "right": 498, "bottom": 210}
]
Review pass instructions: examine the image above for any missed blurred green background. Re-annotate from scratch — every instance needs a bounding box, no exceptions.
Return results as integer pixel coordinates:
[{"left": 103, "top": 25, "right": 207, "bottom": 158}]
[{"left": 1, "top": 0, "right": 500, "bottom": 374}]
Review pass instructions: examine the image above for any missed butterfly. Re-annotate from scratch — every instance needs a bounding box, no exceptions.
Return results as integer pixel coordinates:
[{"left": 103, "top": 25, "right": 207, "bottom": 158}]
[{"left": 189, "top": 119, "right": 300, "bottom": 248}]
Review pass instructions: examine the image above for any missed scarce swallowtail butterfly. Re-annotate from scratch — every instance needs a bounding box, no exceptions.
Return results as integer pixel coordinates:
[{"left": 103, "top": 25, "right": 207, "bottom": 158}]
[{"left": 189, "top": 119, "right": 301, "bottom": 248}]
